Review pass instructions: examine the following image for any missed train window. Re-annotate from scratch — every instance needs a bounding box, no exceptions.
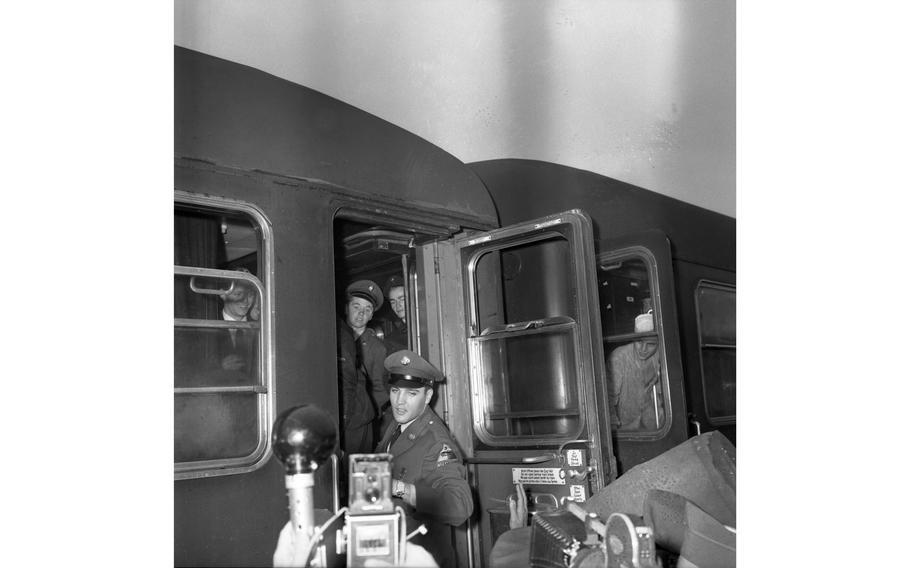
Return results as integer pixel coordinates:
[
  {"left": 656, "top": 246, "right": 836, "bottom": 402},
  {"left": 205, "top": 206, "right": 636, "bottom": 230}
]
[
  {"left": 174, "top": 195, "right": 274, "bottom": 479},
  {"left": 695, "top": 281, "right": 736, "bottom": 423},
  {"left": 467, "top": 234, "right": 584, "bottom": 443},
  {"left": 598, "top": 253, "right": 669, "bottom": 436}
]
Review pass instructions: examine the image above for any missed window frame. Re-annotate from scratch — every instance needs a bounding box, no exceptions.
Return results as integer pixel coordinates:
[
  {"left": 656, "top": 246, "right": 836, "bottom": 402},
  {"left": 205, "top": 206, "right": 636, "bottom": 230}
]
[
  {"left": 463, "top": 228, "right": 590, "bottom": 447},
  {"left": 174, "top": 191, "right": 276, "bottom": 480},
  {"left": 597, "top": 246, "right": 673, "bottom": 441},
  {"left": 694, "top": 279, "right": 736, "bottom": 425}
]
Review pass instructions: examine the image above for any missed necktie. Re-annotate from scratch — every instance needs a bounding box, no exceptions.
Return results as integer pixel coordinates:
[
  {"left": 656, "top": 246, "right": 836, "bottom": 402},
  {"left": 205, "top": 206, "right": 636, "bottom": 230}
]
[{"left": 387, "top": 425, "right": 402, "bottom": 452}]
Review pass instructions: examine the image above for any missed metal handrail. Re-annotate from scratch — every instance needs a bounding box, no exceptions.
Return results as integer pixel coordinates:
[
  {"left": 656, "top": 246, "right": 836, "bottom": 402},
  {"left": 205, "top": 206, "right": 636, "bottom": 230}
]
[{"left": 464, "top": 453, "right": 558, "bottom": 465}]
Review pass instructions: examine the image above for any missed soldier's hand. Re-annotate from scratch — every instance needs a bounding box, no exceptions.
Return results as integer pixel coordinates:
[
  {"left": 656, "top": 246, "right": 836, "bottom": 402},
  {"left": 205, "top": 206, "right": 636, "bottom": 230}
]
[{"left": 393, "top": 479, "right": 417, "bottom": 507}]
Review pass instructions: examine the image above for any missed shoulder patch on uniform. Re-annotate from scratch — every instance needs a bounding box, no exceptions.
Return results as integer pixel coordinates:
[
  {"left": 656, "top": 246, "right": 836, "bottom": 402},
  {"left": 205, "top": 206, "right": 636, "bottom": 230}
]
[{"left": 436, "top": 443, "right": 458, "bottom": 467}]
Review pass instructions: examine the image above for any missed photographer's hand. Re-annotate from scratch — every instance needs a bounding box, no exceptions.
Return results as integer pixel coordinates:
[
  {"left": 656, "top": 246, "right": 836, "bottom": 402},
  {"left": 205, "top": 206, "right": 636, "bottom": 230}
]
[
  {"left": 508, "top": 481, "right": 528, "bottom": 529},
  {"left": 272, "top": 521, "right": 311, "bottom": 568}
]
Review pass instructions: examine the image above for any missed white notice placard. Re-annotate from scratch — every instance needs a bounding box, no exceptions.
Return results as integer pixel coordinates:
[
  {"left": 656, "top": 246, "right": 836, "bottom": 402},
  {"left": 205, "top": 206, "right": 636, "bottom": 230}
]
[
  {"left": 566, "top": 449, "right": 583, "bottom": 467},
  {"left": 511, "top": 467, "right": 566, "bottom": 485},
  {"left": 569, "top": 485, "right": 587, "bottom": 501}
]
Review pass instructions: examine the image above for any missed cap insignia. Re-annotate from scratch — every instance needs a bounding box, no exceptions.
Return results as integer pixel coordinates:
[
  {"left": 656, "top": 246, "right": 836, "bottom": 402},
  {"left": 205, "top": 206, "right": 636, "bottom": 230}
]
[{"left": 401, "top": 356, "right": 411, "bottom": 365}]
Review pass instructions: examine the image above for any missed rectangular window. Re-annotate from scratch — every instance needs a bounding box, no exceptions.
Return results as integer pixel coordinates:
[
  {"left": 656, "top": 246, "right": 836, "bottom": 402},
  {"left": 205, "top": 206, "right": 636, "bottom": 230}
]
[
  {"left": 598, "top": 253, "right": 668, "bottom": 436},
  {"left": 466, "top": 233, "right": 584, "bottom": 444},
  {"left": 174, "top": 194, "right": 274, "bottom": 479},
  {"left": 695, "top": 281, "right": 736, "bottom": 423},
  {"left": 473, "top": 318, "right": 580, "bottom": 437}
]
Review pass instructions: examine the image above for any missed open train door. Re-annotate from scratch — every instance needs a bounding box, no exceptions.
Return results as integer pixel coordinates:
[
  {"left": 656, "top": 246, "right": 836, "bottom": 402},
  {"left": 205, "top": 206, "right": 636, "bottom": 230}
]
[{"left": 418, "top": 209, "right": 617, "bottom": 566}]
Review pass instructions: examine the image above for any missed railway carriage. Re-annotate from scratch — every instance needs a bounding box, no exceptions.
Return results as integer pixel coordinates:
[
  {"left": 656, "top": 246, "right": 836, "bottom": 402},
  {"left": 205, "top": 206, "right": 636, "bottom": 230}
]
[{"left": 174, "top": 46, "right": 735, "bottom": 567}]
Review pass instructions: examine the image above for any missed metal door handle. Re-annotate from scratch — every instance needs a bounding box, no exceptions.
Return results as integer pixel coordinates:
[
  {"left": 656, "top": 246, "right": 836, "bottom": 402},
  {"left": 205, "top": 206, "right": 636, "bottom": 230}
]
[
  {"left": 189, "top": 276, "right": 234, "bottom": 296},
  {"left": 688, "top": 414, "right": 702, "bottom": 436},
  {"left": 465, "top": 454, "right": 557, "bottom": 465},
  {"left": 330, "top": 453, "right": 340, "bottom": 513}
]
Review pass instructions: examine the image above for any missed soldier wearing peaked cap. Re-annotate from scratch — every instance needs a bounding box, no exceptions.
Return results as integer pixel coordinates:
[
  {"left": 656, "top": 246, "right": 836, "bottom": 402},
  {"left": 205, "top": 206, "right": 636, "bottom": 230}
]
[
  {"left": 337, "top": 279, "right": 389, "bottom": 454},
  {"left": 376, "top": 350, "right": 473, "bottom": 568},
  {"left": 346, "top": 279, "right": 384, "bottom": 310}
]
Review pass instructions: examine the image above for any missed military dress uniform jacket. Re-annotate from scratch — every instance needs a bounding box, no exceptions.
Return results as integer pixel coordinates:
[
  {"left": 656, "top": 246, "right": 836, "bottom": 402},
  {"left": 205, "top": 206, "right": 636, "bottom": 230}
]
[
  {"left": 376, "top": 408, "right": 472, "bottom": 526},
  {"left": 356, "top": 327, "right": 390, "bottom": 414},
  {"left": 337, "top": 319, "right": 375, "bottom": 429}
]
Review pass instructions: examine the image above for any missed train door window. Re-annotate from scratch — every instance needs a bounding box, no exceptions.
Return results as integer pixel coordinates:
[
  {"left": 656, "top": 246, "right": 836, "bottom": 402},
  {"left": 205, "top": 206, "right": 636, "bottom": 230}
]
[
  {"left": 598, "top": 251, "right": 669, "bottom": 436},
  {"left": 174, "top": 194, "right": 274, "bottom": 479},
  {"left": 695, "top": 281, "right": 736, "bottom": 423},
  {"left": 463, "top": 221, "right": 595, "bottom": 445}
]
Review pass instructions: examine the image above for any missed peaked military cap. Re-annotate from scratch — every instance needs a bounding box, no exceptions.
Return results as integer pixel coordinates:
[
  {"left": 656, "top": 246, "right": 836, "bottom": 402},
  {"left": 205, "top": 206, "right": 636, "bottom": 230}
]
[
  {"left": 346, "top": 279, "right": 383, "bottom": 309},
  {"left": 384, "top": 349, "right": 444, "bottom": 388}
]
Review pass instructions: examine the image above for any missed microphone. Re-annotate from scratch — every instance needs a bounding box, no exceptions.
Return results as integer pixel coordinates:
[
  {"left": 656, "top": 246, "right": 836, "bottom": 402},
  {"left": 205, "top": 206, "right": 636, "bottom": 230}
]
[{"left": 271, "top": 405, "right": 337, "bottom": 538}]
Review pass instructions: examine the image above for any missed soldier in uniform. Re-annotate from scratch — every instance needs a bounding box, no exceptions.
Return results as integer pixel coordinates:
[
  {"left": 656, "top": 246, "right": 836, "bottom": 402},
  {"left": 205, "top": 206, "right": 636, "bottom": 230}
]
[
  {"left": 376, "top": 350, "right": 473, "bottom": 568},
  {"left": 375, "top": 275, "right": 409, "bottom": 353},
  {"left": 337, "top": 279, "right": 389, "bottom": 454}
]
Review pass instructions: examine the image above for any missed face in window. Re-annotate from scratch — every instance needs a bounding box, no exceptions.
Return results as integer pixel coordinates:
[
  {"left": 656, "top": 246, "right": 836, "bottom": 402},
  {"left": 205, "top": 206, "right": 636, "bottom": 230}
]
[
  {"left": 345, "top": 297, "right": 375, "bottom": 332},
  {"left": 389, "top": 385, "right": 432, "bottom": 424},
  {"left": 388, "top": 286, "right": 406, "bottom": 321},
  {"left": 222, "top": 283, "right": 257, "bottom": 320}
]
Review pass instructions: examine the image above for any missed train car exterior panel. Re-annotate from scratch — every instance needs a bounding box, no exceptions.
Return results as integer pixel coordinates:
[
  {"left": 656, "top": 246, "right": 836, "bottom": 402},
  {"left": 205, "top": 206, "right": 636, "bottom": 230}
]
[
  {"left": 674, "top": 260, "right": 736, "bottom": 445},
  {"left": 593, "top": 231, "right": 691, "bottom": 471},
  {"left": 468, "top": 159, "right": 735, "bottom": 272},
  {"left": 176, "top": 47, "right": 498, "bottom": 228},
  {"left": 175, "top": 166, "right": 339, "bottom": 566}
]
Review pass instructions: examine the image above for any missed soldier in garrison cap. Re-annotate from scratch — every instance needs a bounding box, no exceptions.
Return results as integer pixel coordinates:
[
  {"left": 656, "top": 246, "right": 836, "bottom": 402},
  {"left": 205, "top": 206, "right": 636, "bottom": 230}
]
[
  {"left": 337, "top": 280, "right": 389, "bottom": 454},
  {"left": 376, "top": 350, "right": 473, "bottom": 568}
]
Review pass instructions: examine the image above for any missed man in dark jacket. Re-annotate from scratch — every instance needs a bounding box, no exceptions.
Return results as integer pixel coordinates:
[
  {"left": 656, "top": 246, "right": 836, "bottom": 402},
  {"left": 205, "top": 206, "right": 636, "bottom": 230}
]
[
  {"left": 375, "top": 275, "right": 409, "bottom": 353},
  {"left": 338, "top": 279, "right": 389, "bottom": 454},
  {"left": 376, "top": 349, "right": 473, "bottom": 568},
  {"left": 217, "top": 278, "right": 259, "bottom": 375}
]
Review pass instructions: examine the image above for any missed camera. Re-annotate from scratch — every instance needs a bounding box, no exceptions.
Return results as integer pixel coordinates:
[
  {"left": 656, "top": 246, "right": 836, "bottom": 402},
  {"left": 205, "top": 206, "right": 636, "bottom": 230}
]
[{"left": 344, "top": 454, "right": 402, "bottom": 567}]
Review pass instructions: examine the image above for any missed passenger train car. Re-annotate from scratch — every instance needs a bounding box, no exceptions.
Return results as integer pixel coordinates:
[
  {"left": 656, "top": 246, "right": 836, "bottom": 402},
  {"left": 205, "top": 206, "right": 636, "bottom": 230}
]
[{"left": 174, "top": 46, "right": 735, "bottom": 567}]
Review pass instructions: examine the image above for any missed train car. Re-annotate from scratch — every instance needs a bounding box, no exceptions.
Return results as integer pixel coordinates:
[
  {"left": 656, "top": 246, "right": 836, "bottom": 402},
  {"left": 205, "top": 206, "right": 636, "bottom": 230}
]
[{"left": 174, "top": 45, "right": 734, "bottom": 567}]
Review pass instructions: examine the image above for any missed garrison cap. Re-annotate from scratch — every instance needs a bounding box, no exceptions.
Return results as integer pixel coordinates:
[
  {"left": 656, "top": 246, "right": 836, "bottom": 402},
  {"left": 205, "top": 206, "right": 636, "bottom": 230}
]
[
  {"left": 384, "top": 349, "right": 444, "bottom": 389},
  {"left": 346, "top": 279, "right": 383, "bottom": 309}
]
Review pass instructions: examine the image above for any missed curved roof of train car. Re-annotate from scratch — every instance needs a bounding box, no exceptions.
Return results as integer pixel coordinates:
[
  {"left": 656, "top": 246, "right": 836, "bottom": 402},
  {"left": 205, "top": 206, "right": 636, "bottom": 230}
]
[
  {"left": 175, "top": 46, "right": 498, "bottom": 229},
  {"left": 468, "top": 158, "right": 735, "bottom": 272}
]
